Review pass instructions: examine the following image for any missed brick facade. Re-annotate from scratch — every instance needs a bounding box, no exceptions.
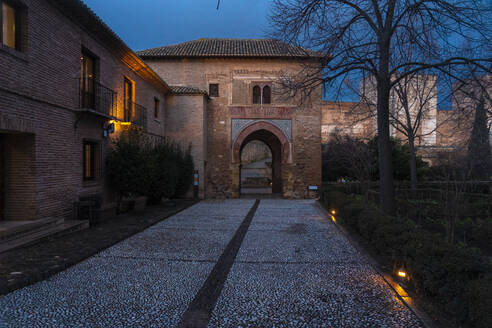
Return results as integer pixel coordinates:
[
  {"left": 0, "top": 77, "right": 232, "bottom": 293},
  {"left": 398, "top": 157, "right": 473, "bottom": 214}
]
[
  {"left": 2, "top": 0, "right": 485, "bottom": 223},
  {"left": 165, "top": 93, "right": 208, "bottom": 198},
  {"left": 143, "top": 58, "right": 322, "bottom": 199},
  {"left": 0, "top": 0, "right": 169, "bottom": 220}
]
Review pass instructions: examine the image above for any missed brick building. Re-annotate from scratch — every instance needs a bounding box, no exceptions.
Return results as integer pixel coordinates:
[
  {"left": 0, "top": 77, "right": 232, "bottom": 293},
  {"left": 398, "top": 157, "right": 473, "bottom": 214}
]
[
  {"left": 1, "top": 1, "right": 325, "bottom": 225},
  {"left": 138, "top": 39, "right": 324, "bottom": 198},
  {"left": 2, "top": 0, "right": 483, "bottom": 226},
  {"left": 0, "top": 0, "right": 178, "bottom": 221}
]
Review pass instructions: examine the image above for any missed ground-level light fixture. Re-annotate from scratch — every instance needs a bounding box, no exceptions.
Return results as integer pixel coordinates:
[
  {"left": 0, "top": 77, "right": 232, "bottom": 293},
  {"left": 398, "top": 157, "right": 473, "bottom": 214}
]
[{"left": 395, "top": 266, "right": 410, "bottom": 282}]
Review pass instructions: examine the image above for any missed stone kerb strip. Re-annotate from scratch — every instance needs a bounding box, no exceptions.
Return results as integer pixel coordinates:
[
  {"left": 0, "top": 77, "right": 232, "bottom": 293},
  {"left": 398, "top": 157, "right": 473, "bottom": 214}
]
[{"left": 178, "top": 199, "right": 261, "bottom": 328}]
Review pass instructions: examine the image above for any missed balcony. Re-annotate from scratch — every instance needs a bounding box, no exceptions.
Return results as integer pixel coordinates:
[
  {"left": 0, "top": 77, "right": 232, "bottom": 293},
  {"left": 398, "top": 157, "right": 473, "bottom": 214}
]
[
  {"left": 123, "top": 100, "right": 147, "bottom": 129},
  {"left": 77, "top": 78, "right": 117, "bottom": 119}
]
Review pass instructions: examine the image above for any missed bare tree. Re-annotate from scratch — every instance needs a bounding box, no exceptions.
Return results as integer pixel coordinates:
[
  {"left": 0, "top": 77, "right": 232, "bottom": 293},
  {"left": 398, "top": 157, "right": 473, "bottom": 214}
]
[
  {"left": 269, "top": 0, "right": 492, "bottom": 214},
  {"left": 358, "top": 73, "right": 440, "bottom": 190}
]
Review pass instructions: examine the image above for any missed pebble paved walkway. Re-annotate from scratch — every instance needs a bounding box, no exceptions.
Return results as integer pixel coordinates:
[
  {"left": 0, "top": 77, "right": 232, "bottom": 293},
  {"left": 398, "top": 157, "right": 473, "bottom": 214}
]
[{"left": 0, "top": 199, "right": 424, "bottom": 327}]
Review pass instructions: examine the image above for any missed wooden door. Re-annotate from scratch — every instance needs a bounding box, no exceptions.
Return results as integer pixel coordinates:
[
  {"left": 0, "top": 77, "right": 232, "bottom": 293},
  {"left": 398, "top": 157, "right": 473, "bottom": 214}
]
[{"left": 124, "top": 78, "right": 133, "bottom": 122}]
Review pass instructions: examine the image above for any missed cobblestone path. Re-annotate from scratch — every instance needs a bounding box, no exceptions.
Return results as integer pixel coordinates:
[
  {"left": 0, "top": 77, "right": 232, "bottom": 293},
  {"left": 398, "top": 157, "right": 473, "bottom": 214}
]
[{"left": 0, "top": 199, "right": 424, "bottom": 327}]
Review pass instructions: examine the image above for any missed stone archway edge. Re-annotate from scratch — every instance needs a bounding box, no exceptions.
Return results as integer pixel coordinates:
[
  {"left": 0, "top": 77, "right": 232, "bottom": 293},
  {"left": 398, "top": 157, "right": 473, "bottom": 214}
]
[
  {"left": 231, "top": 119, "right": 292, "bottom": 144},
  {"left": 232, "top": 120, "right": 291, "bottom": 164}
]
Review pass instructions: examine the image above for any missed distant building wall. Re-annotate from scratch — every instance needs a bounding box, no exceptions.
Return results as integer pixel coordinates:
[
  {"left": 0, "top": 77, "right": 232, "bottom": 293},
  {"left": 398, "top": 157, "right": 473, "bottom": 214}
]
[{"left": 321, "top": 102, "right": 375, "bottom": 143}]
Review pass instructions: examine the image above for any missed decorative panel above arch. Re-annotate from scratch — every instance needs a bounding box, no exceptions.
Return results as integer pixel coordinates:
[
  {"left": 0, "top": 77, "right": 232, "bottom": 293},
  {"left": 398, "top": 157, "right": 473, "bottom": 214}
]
[{"left": 231, "top": 119, "right": 292, "bottom": 144}]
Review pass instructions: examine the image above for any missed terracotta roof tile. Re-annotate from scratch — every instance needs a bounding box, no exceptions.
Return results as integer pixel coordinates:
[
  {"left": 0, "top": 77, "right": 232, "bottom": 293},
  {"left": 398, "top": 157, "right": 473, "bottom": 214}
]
[{"left": 137, "top": 39, "right": 324, "bottom": 59}]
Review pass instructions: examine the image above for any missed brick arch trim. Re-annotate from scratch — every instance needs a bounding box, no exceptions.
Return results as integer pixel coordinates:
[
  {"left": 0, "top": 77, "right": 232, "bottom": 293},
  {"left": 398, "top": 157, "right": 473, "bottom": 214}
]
[{"left": 233, "top": 121, "right": 290, "bottom": 164}]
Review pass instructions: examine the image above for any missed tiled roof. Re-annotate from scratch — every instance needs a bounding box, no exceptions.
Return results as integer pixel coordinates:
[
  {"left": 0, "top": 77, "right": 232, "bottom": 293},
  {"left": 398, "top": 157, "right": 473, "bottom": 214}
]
[
  {"left": 170, "top": 86, "right": 208, "bottom": 95},
  {"left": 137, "top": 39, "right": 324, "bottom": 59}
]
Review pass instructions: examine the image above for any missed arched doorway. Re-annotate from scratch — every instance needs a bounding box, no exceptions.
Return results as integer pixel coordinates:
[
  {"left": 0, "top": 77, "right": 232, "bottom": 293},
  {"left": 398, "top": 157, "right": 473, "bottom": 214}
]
[
  {"left": 233, "top": 121, "right": 290, "bottom": 196},
  {"left": 240, "top": 140, "right": 273, "bottom": 194}
]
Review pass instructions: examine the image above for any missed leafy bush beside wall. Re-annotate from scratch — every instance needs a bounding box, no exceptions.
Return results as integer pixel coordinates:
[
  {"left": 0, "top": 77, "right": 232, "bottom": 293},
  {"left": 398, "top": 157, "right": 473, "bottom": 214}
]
[
  {"left": 174, "top": 146, "right": 194, "bottom": 198},
  {"left": 106, "top": 129, "right": 194, "bottom": 208}
]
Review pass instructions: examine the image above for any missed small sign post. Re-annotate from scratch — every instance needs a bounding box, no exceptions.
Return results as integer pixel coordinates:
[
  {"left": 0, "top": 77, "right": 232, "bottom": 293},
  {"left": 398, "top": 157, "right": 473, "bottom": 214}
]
[
  {"left": 193, "top": 170, "right": 199, "bottom": 199},
  {"left": 307, "top": 185, "right": 319, "bottom": 199}
]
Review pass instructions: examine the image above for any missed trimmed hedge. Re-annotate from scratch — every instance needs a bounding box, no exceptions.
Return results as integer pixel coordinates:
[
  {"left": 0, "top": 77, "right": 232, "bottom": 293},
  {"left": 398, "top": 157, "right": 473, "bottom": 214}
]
[{"left": 321, "top": 189, "right": 492, "bottom": 327}]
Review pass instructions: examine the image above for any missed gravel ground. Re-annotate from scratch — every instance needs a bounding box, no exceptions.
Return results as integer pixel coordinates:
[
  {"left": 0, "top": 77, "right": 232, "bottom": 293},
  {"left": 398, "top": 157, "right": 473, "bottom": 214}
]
[
  {"left": 0, "top": 200, "right": 254, "bottom": 327},
  {"left": 0, "top": 200, "right": 196, "bottom": 296},
  {"left": 0, "top": 199, "right": 424, "bottom": 327},
  {"left": 209, "top": 199, "right": 424, "bottom": 328}
]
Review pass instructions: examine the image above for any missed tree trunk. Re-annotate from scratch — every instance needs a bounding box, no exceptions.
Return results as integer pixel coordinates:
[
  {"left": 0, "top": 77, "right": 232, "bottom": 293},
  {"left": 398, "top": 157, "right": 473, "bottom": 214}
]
[
  {"left": 377, "top": 76, "right": 396, "bottom": 215},
  {"left": 408, "top": 134, "right": 418, "bottom": 191}
]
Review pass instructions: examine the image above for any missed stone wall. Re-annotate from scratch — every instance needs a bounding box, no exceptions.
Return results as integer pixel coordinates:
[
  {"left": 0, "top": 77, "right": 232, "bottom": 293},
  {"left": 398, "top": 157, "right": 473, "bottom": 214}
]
[
  {"left": 145, "top": 58, "right": 322, "bottom": 198},
  {"left": 321, "top": 102, "right": 375, "bottom": 143},
  {"left": 165, "top": 93, "right": 208, "bottom": 198}
]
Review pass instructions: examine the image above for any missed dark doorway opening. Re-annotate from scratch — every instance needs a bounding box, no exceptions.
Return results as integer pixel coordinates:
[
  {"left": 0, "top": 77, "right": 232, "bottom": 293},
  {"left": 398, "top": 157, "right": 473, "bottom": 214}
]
[
  {"left": 0, "top": 133, "right": 36, "bottom": 221},
  {"left": 239, "top": 129, "right": 283, "bottom": 196},
  {"left": 240, "top": 140, "right": 272, "bottom": 195}
]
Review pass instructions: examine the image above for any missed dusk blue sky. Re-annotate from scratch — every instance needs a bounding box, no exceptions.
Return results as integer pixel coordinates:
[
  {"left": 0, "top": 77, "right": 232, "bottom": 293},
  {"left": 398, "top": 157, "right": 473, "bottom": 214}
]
[
  {"left": 83, "top": 0, "right": 492, "bottom": 106},
  {"left": 83, "top": 0, "right": 272, "bottom": 51}
]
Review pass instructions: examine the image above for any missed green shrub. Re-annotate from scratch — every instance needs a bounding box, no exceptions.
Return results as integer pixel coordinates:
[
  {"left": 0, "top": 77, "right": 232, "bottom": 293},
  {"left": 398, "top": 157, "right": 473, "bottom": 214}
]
[
  {"left": 322, "top": 190, "right": 353, "bottom": 210},
  {"left": 356, "top": 207, "right": 385, "bottom": 241},
  {"left": 341, "top": 201, "right": 367, "bottom": 229},
  {"left": 143, "top": 141, "right": 180, "bottom": 205},
  {"left": 105, "top": 129, "right": 146, "bottom": 201},
  {"left": 322, "top": 134, "right": 429, "bottom": 181},
  {"left": 320, "top": 188, "right": 492, "bottom": 327},
  {"left": 465, "top": 275, "right": 492, "bottom": 328},
  {"left": 174, "top": 145, "right": 194, "bottom": 198},
  {"left": 369, "top": 136, "right": 429, "bottom": 181},
  {"left": 106, "top": 130, "right": 194, "bottom": 207}
]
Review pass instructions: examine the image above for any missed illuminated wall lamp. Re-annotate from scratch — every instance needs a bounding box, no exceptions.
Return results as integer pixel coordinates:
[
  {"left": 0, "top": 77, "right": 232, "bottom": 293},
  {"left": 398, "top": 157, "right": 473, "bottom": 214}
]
[{"left": 330, "top": 209, "right": 336, "bottom": 215}]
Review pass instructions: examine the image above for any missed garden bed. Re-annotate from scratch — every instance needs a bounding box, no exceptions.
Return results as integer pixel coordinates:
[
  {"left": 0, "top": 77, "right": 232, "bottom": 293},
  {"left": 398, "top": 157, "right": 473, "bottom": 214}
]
[{"left": 320, "top": 185, "right": 492, "bottom": 328}]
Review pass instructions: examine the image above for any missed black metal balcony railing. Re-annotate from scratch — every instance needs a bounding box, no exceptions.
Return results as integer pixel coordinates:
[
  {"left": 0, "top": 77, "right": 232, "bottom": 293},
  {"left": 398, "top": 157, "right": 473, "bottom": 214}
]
[
  {"left": 124, "top": 100, "right": 147, "bottom": 128},
  {"left": 78, "top": 78, "right": 117, "bottom": 118}
]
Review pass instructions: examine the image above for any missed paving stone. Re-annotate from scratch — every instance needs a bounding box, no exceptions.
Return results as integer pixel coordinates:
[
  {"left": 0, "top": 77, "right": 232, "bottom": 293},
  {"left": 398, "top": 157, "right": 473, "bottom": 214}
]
[
  {"left": 0, "top": 199, "right": 424, "bottom": 328},
  {"left": 209, "top": 263, "right": 422, "bottom": 328},
  {"left": 236, "top": 230, "right": 363, "bottom": 264},
  {"left": 210, "top": 199, "right": 424, "bottom": 328},
  {"left": 97, "top": 227, "right": 237, "bottom": 261},
  {"left": 0, "top": 257, "right": 214, "bottom": 328}
]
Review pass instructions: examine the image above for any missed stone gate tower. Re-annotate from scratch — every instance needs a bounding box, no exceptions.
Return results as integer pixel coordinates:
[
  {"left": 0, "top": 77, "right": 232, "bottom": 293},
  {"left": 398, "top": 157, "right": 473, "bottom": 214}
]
[{"left": 138, "top": 39, "right": 323, "bottom": 198}]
